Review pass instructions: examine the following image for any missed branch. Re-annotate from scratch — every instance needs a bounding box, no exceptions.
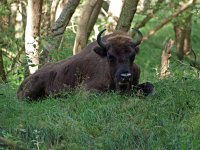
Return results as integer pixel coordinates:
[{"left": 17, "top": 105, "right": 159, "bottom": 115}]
[
  {"left": 1, "top": 48, "right": 16, "bottom": 59},
  {"left": 142, "top": 0, "right": 195, "bottom": 41},
  {"left": 184, "top": 48, "right": 200, "bottom": 70},
  {"left": 134, "top": 0, "right": 164, "bottom": 29},
  {"left": 41, "top": 0, "right": 80, "bottom": 65},
  {"left": 7, "top": 47, "right": 24, "bottom": 74},
  {"left": 51, "top": 0, "right": 80, "bottom": 37},
  {"left": 160, "top": 39, "right": 174, "bottom": 78}
]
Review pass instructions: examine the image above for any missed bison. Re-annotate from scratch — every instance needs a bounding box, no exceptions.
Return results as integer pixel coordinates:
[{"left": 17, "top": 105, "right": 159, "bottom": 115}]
[{"left": 17, "top": 29, "right": 154, "bottom": 100}]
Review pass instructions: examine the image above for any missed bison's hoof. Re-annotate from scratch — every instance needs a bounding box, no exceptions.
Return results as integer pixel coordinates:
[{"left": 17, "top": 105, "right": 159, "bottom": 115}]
[{"left": 137, "top": 82, "right": 155, "bottom": 96}]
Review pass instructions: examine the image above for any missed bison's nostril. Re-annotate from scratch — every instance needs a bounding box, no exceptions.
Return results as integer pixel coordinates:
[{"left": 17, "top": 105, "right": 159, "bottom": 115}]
[{"left": 120, "top": 73, "right": 132, "bottom": 81}]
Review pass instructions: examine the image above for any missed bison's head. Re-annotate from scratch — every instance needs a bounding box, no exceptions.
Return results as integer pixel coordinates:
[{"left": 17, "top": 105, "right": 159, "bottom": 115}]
[{"left": 93, "top": 29, "right": 142, "bottom": 91}]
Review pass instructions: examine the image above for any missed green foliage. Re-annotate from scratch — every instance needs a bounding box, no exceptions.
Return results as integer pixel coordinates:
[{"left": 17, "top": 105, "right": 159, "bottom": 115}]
[
  {"left": 0, "top": 5, "right": 9, "bottom": 16},
  {"left": 0, "top": 27, "right": 25, "bottom": 87},
  {"left": 47, "top": 29, "right": 75, "bottom": 62}
]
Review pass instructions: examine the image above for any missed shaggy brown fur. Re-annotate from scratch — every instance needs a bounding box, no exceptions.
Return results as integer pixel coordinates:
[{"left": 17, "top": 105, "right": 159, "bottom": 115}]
[{"left": 17, "top": 31, "right": 154, "bottom": 100}]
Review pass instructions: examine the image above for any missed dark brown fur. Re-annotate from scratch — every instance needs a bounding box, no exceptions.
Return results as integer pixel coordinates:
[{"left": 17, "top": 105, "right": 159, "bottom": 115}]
[{"left": 17, "top": 31, "right": 154, "bottom": 100}]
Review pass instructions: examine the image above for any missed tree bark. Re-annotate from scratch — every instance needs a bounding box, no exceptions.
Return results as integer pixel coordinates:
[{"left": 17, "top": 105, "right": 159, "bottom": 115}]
[
  {"left": 73, "top": 0, "right": 103, "bottom": 55},
  {"left": 41, "top": 0, "right": 80, "bottom": 64},
  {"left": 0, "top": 50, "right": 7, "bottom": 83},
  {"left": 25, "top": 0, "right": 43, "bottom": 74},
  {"left": 10, "top": 2, "right": 24, "bottom": 39},
  {"left": 173, "top": 1, "right": 194, "bottom": 60},
  {"left": 50, "top": 0, "right": 60, "bottom": 27},
  {"left": 87, "top": 0, "right": 104, "bottom": 39},
  {"left": 116, "top": 0, "right": 140, "bottom": 32},
  {"left": 55, "top": 0, "right": 69, "bottom": 21},
  {"left": 106, "top": 0, "right": 123, "bottom": 33},
  {"left": 40, "top": 0, "right": 51, "bottom": 37},
  {"left": 173, "top": 0, "right": 200, "bottom": 69},
  {"left": 160, "top": 39, "right": 174, "bottom": 79},
  {"left": 0, "top": 0, "right": 8, "bottom": 83},
  {"left": 137, "top": 0, "right": 151, "bottom": 12}
]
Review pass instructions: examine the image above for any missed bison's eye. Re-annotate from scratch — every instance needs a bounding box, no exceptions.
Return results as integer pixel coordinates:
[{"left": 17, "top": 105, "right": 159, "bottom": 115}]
[
  {"left": 107, "top": 53, "right": 116, "bottom": 63},
  {"left": 129, "top": 51, "right": 136, "bottom": 62}
]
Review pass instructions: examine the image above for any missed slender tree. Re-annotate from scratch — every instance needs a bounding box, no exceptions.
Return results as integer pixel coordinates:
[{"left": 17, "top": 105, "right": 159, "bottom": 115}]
[
  {"left": 87, "top": 0, "right": 104, "bottom": 39},
  {"left": 106, "top": 0, "right": 123, "bottom": 33},
  {"left": 173, "top": 0, "right": 196, "bottom": 61},
  {"left": 173, "top": 0, "right": 200, "bottom": 69},
  {"left": 55, "top": 0, "right": 69, "bottom": 21},
  {"left": 40, "top": 0, "right": 51, "bottom": 37},
  {"left": 73, "top": 0, "right": 103, "bottom": 55},
  {"left": 41, "top": 0, "right": 80, "bottom": 64},
  {"left": 0, "top": 0, "right": 8, "bottom": 83},
  {"left": 25, "top": 0, "right": 43, "bottom": 74},
  {"left": 116, "top": 0, "right": 140, "bottom": 32},
  {"left": 0, "top": 50, "right": 6, "bottom": 83},
  {"left": 50, "top": 0, "right": 60, "bottom": 27},
  {"left": 10, "top": 1, "right": 24, "bottom": 39}
]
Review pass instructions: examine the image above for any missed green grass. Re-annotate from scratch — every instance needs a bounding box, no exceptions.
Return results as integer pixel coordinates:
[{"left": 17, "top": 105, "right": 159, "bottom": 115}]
[
  {"left": 1, "top": 77, "right": 200, "bottom": 149},
  {"left": 1, "top": 18, "right": 200, "bottom": 149}
]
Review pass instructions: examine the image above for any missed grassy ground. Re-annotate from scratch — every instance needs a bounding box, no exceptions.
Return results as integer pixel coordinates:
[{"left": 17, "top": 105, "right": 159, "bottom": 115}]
[
  {"left": 1, "top": 77, "right": 200, "bottom": 149},
  {"left": 1, "top": 20, "right": 200, "bottom": 149}
]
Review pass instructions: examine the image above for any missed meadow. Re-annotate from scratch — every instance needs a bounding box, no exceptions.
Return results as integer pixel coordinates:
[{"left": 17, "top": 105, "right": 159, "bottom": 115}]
[{"left": 0, "top": 19, "right": 200, "bottom": 149}]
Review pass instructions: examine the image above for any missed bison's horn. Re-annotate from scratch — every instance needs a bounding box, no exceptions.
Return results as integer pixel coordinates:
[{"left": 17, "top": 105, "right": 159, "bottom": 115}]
[
  {"left": 97, "top": 29, "right": 107, "bottom": 49},
  {"left": 132, "top": 28, "right": 143, "bottom": 46}
]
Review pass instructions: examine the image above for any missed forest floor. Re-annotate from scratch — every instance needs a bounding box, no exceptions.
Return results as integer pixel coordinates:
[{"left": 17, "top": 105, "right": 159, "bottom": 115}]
[{"left": 1, "top": 20, "right": 200, "bottom": 149}]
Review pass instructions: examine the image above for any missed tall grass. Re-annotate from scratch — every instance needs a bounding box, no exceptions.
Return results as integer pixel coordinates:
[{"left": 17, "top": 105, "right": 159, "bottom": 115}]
[{"left": 1, "top": 77, "right": 200, "bottom": 149}]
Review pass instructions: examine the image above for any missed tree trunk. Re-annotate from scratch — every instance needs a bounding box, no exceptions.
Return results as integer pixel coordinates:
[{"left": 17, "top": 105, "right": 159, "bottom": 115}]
[
  {"left": 106, "top": 0, "right": 123, "bottom": 33},
  {"left": 173, "top": 6, "right": 193, "bottom": 60},
  {"left": 137, "top": 0, "right": 151, "bottom": 12},
  {"left": 160, "top": 39, "right": 174, "bottom": 79},
  {"left": 25, "top": 0, "right": 43, "bottom": 74},
  {"left": 50, "top": 0, "right": 60, "bottom": 27},
  {"left": 55, "top": 0, "right": 68, "bottom": 21},
  {"left": 0, "top": 50, "right": 6, "bottom": 83},
  {"left": 73, "top": 0, "right": 103, "bottom": 55},
  {"left": 41, "top": 0, "right": 80, "bottom": 64},
  {"left": 10, "top": 2, "right": 24, "bottom": 39},
  {"left": 87, "top": 0, "right": 104, "bottom": 39},
  {"left": 41, "top": 0, "right": 51, "bottom": 37},
  {"left": 0, "top": 0, "right": 8, "bottom": 83},
  {"left": 116, "top": 0, "right": 140, "bottom": 32},
  {"left": 173, "top": 1, "right": 200, "bottom": 69},
  {"left": 54, "top": 0, "right": 69, "bottom": 52}
]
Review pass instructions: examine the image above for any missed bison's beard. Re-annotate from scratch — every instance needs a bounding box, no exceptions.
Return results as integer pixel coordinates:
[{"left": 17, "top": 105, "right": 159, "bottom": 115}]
[{"left": 115, "top": 82, "right": 131, "bottom": 92}]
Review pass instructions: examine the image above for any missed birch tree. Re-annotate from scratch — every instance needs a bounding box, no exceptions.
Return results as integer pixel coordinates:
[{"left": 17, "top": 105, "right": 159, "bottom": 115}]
[{"left": 25, "top": 0, "right": 43, "bottom": 74}]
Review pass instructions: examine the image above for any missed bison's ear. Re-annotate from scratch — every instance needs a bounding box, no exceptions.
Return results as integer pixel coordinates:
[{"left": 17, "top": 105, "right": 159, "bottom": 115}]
[
  {"left": 135, "top": 46, "right": 140, "bottom": 54},
  {"left": 93, "top": 46, "right": 107, "bottom": 57}
]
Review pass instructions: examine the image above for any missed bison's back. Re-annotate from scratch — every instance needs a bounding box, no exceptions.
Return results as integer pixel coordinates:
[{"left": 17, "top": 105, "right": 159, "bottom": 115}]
[{"left": 17, "top": 49, "right": 111, "bottom": 100}]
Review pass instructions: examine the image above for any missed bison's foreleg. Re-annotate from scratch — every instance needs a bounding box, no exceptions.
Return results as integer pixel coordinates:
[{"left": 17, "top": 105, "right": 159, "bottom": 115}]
[{"left": 136, "top": 82, "right": 155, "bottom": 96}]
